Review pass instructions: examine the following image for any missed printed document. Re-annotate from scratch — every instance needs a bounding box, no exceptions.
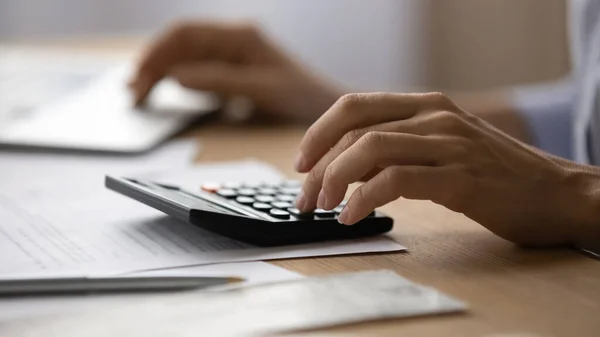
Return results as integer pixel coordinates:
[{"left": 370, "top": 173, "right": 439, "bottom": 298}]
[
  {"left": 0, "top": 150, "right": 405, "bottom": 276},
  {"left": 0, "top": 270, "right": 465, "bottom": 337}
]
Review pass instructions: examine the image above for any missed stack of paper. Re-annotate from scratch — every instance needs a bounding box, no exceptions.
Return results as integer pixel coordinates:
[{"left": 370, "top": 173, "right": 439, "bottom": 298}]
[
  {"left": 0, "top": 271, "right": 466, "bottom": 337},
  {"left": 0, "top": 138, "right": 406, "bottom": 322},
  {"left": 0, "top": 144, "right": 405, "bottom": 276}
]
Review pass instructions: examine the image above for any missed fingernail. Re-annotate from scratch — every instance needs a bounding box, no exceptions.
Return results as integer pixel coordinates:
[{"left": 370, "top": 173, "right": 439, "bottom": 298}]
[
  {"left": 317, "top": 190, "right": 327, "bottom": 209},
  {"left": 127, "top": 78, "right": 138, "bottom": 91},
  {"left": 128, "top": 81, "right": 142, "bottom": 104},
  {"left": 296, "top": 191, "right": 307, "bottom": 211},
  {"left": 338, "top": 207, "right": 349, "bottom": 225},
  {"left": 294, "top": 153, "right": 306, "bottom": 172},
  {"left": 131, "top": 73, "right": 151, "bottom": 104}
]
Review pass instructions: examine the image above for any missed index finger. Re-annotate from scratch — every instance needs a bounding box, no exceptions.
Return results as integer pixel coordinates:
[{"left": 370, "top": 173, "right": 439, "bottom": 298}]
[
  {"left": 131, "top": 21, "right": 251, "bottom": 104},
  {"left": 295, "top": 92, "right": 433, "bottom": 173},
  {"left": 130, "top": 23, "right": 191, "bottom": 104}
]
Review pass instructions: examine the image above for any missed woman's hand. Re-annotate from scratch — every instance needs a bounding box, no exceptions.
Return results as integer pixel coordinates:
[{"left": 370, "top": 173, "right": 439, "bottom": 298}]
[
  {"left": 129, "top": 21, "right": 342, "bottom": 123},
  {"left": 294, "top": 92, "right": 600, "bottom": 247}
]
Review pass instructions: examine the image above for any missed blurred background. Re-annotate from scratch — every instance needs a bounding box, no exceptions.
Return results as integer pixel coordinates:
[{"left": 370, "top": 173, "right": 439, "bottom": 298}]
[{"left": 0, "top": 0, "right": 570, "bottom": 92}]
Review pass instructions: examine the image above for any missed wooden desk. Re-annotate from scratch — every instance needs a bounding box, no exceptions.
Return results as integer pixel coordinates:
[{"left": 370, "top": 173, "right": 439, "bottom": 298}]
[
  {"left": 6, "top": 40, "right": 599, "bottom": 336},
  {"left": 190, "top": 124, "right": 600, "bottom": 337}
]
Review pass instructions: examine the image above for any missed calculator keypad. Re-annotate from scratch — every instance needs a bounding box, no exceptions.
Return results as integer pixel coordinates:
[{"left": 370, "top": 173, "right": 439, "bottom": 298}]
[
  {"left": 216, "top": 189, "right": 237, "bottom": 198},
  {"left": 238, "top": 188, "right": 257, "bottom": 196},
  {"left": 108, "top": 176, "right": 393, "bottom": 247},
  {"left": 269, "top": 209, "right": 290, "bottom": 219},
  {"left": 200, "top": 181, "right": 375, "bottom": 221},
  {"left": 252, "top": 202, "right": 272, "bottom": 212},
  {"left": 257, "top": 188, "right": 277, "bottom": 195},
  {"left": 235, "top": 196, "right": 255, "bottom": 205},
  {"left": 222, "top": 182, "right": 242, "bottom": 189},
  {"left": 271, "top": 201, "right": 293, "bottom": 209},
  {"left": 275, "top": 194, "right": 295, "bottom": 202},
  {"left": 288, "top": 207, "right": 313, "bottom": 219},
  {"left": 255, "top": 195, "right": 275, "bottom": 203},
  {"left": 314, "top": 208, "right": 335, "bottom": 218}
]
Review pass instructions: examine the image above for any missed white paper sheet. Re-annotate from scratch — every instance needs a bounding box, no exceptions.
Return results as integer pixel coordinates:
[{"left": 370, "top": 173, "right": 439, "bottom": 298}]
[
  {"left": 140, "top": 159, "right": 285, "bottom": 187},
  {"left": 0, "top": 271, "right": 466, "bottom": 337},
  {"left": 0, "top": 139, "right": 197, "bottom": 274},
  {"left": 0, "top": 158, "right": 405, "bottom": 276},
  {"left": 0, "top": 261, "right": 302, "bottom": 323},
  {"left": 0, "top": 138, "right": 199, "bottom": 191}
]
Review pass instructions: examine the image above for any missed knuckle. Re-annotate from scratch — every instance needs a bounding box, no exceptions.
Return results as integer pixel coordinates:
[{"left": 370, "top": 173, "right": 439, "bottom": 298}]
[
  {"left": 332, "top": 93, "right": 376, "bottom": 125},
  {"left": 234, "top": 22, "right": 262, "bottom": 40},
  {"left": 436, "top": 109, "right": 456, "bottom": 122},
  {"left": 435, "top": 110, "right": 467, "bottom": 133},
  {"left": 304, "top": 166, "right": 322, "bottom": 188},
  {"left": 381, "top": 167, "right": 399, "bottom": 184},
  {"left": 424, "top": 92, "right": 454, "bottom": 109},
  {"left": 341, "top": 129, "right": 363, "bottom": 149},
  {"left": 445, "top": 137, "right": 472, "bottom": 162},
  {"left": 360, "top": 131, "right": 386, "bottom": 149},
  {"left": 167, "top": 20, "right": 193, "bottom": 37},
  {"left": 383, "top": 166, "right": 404, "bottom": 185},
  {"left": 164, "top": 20, "right": 198, "bottom": 46},
  {"left": 323, "top": 164, "right": 338, "bottom": 188},
  {"left": 352, "top": 186, "right": 367, "bottom": 204},
  {"left": 337, "top": 93, "right": 368, "bottom": 111}
]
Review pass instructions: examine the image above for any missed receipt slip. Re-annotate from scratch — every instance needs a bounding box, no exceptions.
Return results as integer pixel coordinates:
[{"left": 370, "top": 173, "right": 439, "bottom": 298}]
[{"left": 0, "top": 270, "right": 466, "bottom": 337}]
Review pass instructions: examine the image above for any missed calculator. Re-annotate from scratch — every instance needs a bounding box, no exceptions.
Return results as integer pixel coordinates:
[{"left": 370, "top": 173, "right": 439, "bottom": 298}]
[{"left": 105, "top": 176, "right": 394, "bottom": 246}]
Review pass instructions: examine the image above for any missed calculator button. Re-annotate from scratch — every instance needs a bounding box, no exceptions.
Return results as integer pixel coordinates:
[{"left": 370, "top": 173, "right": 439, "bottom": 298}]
[
  {"left": 255, "top": 195, "right": 275, "bottom": 203},
  {"left": 241, "top": 182, "right": 262, "bottom": 189},
  {"left": 314, "top": 208, "right": 335, "bottom": 218},
  {"left": 216, "top": 189, "right": 237, "bottom": 198},
  {"left": 252, "top": 202, "right": 272, "bottom": 212},
  {"left": 238, "top": 188, "right": 257, "bottom": 196},
  {"left": 281, "top": 180, "right": 302, "bottom": 187},
  {"left": 260, "top": 182, "right": 280, "bottom": 189},
  {"left": 280, "top": 187, "right": 302, "bottom": 195},
  {"left": 235, "top": 196, "right": 255, "bottom": 205},
  {"left": 275, "top": 194, "right": 296, "bottom": 202},
  {"left": 271, "top": 201, "right": 293, "bottom": 209},
  {"left": 269, "top": 209, "right": 290, "bottom": 219},
  {"left": 288, "top": 208, "right": 313, "bottom": 219},
  {"left": 338, "top": 200, "right": 348, "bottom": 206},
  {"left": 201, "top": 183, "right": 220, "bottom": 193},
  {"left": 257, "top": 188, "right": 277, "bottom": 195},
  {"left": 222, "top": 182, "right": 242, "bottom": 189}
]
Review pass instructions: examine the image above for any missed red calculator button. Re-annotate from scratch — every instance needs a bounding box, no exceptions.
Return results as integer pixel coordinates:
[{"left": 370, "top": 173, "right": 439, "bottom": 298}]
[{"left": 201, "top": 183, "right": 221, "bottom": 193}]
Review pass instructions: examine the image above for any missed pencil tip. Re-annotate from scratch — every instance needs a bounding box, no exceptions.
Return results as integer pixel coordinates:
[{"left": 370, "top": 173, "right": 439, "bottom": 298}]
[{"left": 228, "top": 277, "right": 245, "bottom": 283}]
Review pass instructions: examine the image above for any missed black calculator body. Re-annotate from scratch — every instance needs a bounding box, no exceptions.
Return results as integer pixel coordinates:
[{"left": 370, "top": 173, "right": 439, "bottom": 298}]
[{"left": 105, "top": 176, "right": 394, "bottom": 246}]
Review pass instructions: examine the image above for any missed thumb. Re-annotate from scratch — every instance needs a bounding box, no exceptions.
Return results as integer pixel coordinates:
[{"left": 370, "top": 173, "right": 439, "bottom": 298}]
[{"left": 169, "top": 62, "right": 271, "bottom": 98}]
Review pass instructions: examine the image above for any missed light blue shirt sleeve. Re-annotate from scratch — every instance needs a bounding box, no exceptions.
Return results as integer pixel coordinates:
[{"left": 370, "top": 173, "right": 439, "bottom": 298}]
[{"left": 510, "top": 78, "right": 576, "bottom": 160}]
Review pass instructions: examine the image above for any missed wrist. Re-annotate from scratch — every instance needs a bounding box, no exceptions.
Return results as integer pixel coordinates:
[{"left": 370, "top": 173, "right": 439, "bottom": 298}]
[{"left": 560, "top": 163, "right": 600, "bottom": 246}]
